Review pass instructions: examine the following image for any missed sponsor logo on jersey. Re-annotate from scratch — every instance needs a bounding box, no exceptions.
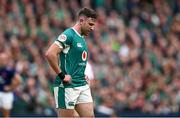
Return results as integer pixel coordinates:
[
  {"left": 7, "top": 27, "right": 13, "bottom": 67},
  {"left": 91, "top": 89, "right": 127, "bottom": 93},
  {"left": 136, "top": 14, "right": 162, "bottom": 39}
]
[
  {"left": 78, "top": 62, "right": 86, "bottom": 66},
  {"left": 58, "top": 34, "right": 67, "bottom": 42},
  {"left": 82, "top": 51, "right": 87, "bottom": 61},
  {"left": 77, "top": 43, "right": 82, "bottom": 47}
]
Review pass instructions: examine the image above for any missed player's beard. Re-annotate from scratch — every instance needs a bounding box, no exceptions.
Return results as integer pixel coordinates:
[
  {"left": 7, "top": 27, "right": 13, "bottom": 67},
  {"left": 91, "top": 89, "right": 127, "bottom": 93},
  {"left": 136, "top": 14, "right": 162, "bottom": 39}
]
[
  {"left": 81, "top": 27, "right": 89, "bottom": 36},
  {"left": 84, "top": 31, "right": 89, "bottom": 36}
]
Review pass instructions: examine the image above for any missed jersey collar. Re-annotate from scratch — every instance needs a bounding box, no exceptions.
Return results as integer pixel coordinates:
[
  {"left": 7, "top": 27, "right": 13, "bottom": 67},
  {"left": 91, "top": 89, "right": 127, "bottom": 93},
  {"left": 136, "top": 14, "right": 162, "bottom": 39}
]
[{"left": 71, "top": 27, "right": 84, "bottom": 38}]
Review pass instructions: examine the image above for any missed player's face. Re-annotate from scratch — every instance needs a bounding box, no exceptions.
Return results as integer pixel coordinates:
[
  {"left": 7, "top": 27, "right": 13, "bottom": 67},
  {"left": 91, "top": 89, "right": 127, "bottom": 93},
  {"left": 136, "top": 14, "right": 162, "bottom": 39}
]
[{"left": 81, "top": 17, "right": 96, "bottom": 36}]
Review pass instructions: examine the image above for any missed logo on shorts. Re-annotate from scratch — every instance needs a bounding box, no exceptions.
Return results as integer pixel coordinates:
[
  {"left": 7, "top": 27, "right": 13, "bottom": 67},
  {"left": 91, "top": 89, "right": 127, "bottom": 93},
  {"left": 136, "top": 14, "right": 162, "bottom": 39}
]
[{"left": 68, "top": 101, "right": 75, "bottom": 106}]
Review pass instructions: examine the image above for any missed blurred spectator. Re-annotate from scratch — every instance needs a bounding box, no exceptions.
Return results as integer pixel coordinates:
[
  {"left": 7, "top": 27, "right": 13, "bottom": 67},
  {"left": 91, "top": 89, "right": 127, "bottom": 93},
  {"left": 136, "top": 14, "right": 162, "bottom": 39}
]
[
  {"left": 0, "top": 0, "right": 179, "bottom": 117},
  {"left": 0, "top": 52, "right": 21, "bottom": 117}
]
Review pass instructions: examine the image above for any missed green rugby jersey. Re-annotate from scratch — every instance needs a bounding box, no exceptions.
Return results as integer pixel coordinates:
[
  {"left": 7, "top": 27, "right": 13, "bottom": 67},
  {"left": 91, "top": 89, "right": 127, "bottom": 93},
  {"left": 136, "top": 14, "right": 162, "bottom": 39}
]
[{"left": 54, "top": 28, "right": 88, "bottom": 88}]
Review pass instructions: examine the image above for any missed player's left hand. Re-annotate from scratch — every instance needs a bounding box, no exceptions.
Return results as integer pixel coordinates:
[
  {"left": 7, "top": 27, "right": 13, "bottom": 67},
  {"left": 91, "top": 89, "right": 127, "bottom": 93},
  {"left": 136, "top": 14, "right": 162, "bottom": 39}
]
[{"left": 85, "top": 75, "right": 90, "bottom": 84}]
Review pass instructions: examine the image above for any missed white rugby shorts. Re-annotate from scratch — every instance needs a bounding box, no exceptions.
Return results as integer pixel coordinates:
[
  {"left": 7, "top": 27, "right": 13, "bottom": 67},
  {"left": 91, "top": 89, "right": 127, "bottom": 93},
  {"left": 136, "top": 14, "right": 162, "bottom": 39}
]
[{"left": 53, "top": 84, "right": 93, "bottom": 109}]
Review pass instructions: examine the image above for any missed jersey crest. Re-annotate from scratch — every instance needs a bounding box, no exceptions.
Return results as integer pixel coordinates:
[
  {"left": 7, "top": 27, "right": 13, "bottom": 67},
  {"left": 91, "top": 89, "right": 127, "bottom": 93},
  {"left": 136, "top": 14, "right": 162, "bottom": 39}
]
[{"left": 58, "top": 34, "right": 67, "bottom": 42}]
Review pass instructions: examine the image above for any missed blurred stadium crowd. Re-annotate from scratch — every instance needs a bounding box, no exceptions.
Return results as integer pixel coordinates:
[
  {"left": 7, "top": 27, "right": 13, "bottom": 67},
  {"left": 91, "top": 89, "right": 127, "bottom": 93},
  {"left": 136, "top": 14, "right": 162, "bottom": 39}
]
[{"left": 0, "top": 0, "right": 180, "bottom": 117}]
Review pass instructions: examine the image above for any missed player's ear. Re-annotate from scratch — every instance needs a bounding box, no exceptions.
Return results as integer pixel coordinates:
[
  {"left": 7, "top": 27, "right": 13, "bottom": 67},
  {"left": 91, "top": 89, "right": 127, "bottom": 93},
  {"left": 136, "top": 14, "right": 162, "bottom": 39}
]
[
  {"left": 79, "top": 17, "right": 84, "bottom": 25},
  {"left": 79, "top": 16, "right": 86, "bottom": 25}
]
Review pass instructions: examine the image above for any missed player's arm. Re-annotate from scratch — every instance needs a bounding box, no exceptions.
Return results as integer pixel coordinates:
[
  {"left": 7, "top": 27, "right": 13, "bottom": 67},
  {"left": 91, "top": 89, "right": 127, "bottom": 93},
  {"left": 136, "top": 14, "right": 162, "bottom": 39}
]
[
  {"left": 4, "top": 73, "right": 22, "bottom": 92},
  {"left": 45, "top": 43, "right": 71, "bottom": 83},
  {"left": 45, "top": 43, "right": 62, "bottom": 74}
]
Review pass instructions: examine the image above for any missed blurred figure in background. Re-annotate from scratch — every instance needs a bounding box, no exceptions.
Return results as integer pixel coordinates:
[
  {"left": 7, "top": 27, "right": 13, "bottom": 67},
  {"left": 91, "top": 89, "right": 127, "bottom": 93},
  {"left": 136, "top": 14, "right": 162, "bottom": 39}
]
[
  {"left": 85, "top": 61, "right": 95, "bottom": 85},
  {"left": 0, "top": 52, "right": 21, "bottom": 117}
]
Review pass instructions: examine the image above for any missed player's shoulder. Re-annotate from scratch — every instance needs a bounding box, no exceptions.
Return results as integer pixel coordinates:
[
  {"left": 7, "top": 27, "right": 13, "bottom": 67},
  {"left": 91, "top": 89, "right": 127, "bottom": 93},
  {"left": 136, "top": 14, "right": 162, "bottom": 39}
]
[
  {"left": 59, "top": 28, "right": 74, "bottom": 40},
  {"left": 57, "top": 28, "right": 74, "bottom": 42},
  {"left": 63, "top": 28, "right": 74, "bottom": 36}
]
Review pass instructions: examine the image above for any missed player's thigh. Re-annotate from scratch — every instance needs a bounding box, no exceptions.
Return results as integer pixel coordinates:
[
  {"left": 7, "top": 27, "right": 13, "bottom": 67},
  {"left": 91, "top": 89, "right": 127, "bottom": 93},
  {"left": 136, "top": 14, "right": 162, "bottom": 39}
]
[
  {"left": 57, "top": 108, "right": 74, "bottom": 117},
  {"left": 54, "top": 86, "right": 78, "bottom": 117},
  {"left": 75, "top": 102, "right": 94, "bottom": 117},
  {"left": 75, "top": 85, "right": 94, "bottom": 117}
]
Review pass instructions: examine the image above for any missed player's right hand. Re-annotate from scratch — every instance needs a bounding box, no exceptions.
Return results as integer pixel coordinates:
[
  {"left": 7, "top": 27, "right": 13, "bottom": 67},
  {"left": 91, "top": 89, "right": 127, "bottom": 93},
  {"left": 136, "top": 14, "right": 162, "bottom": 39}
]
[{"left": 63, "top": 75, "right": 71, "bottom": 83}]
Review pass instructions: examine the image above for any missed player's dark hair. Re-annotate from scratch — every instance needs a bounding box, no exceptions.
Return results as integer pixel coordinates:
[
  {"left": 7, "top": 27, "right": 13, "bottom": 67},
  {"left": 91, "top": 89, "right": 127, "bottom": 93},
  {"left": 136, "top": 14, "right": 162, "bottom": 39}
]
[{"left": 78, "top": 7, "right": 98, "bottom": 19}]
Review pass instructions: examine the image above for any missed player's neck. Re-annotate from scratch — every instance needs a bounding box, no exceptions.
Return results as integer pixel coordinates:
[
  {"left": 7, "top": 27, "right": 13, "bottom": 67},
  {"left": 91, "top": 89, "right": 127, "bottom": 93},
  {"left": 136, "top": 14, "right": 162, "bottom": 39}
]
[{"left": 73, "top": 23, "right": 83, "bottom": 36}]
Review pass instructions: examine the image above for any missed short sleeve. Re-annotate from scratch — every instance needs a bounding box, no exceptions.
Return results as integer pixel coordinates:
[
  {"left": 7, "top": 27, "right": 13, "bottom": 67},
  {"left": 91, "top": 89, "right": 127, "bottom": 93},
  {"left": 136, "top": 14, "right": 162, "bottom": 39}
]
[{"left": 54, "top": 29, "right": 73, "bottom": 49}]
